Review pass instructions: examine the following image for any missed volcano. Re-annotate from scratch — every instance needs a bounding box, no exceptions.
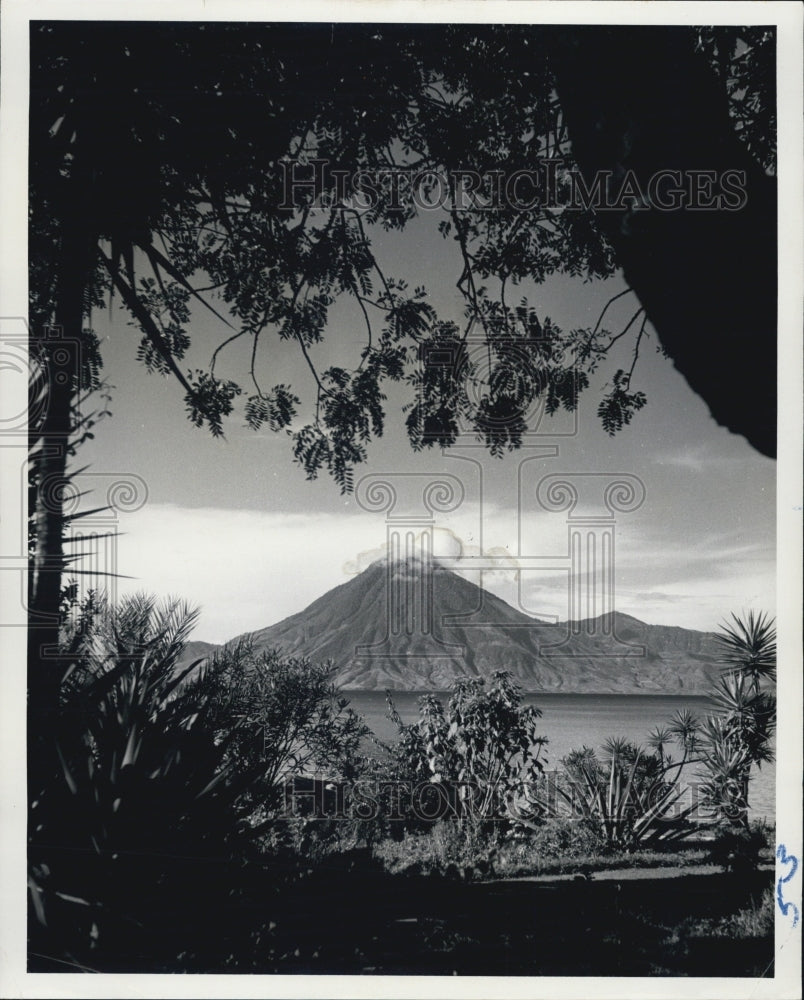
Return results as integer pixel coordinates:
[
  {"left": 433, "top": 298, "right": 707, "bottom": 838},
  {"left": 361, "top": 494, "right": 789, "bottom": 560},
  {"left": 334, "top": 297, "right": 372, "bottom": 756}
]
[{"left": 183, "top": 556, "right": 724, "bottom": 693}]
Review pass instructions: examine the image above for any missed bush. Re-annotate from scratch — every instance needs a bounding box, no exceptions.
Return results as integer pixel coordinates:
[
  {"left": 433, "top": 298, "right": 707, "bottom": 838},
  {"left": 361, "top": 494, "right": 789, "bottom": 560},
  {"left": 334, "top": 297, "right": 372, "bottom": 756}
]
[
  {"left": 29, "top": 595, "right": 261, "bottom": 968},
  {"left": 710, "top": 821, "right": 769, "bottom": 874},
  {"left": 374, "top": 820, "right": 503, "bottom": 880},
  {"left": 485, "top": 819, "right": 606, "bottom": 878},
  {"left": 28, "top": 595, "right": 370, "bottom": 970},
  {"left": 204, "top": 639, "right": 369, "bottom": 807},
  {"left": 385, "top": 671, "right": 547, "bottom": 827},
  {"left": 527, "top": 816, "right": 606, "bottom": 860},
  {"left": 260, "top": 813, "right": 380, "bottom": 863},
  {"left": 554, "top": 740, "right": 697, "bottom": 851},
  {"left": 697, "top": 612, "right": 776, "bottom": 824}
]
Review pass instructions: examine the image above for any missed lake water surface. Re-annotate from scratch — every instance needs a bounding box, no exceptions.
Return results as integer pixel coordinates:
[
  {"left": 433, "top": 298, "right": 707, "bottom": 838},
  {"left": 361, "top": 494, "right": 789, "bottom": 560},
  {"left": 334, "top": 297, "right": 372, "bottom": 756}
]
[{"left": 345, "top": 690, "right": 775, "bottom": 822}]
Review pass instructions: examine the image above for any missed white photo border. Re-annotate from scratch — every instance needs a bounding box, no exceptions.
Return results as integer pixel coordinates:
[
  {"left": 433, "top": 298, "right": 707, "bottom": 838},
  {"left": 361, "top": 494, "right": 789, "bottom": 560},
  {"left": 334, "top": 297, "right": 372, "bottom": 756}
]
[{"left": 1, "top": 2, "right": 801, "bottom": 997}]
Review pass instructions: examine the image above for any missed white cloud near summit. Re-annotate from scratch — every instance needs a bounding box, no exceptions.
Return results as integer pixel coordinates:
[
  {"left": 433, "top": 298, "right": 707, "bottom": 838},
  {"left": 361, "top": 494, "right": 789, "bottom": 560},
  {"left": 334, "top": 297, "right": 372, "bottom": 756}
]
[{"left": 93, "top": 500, "right": 776, "bottom": 644}]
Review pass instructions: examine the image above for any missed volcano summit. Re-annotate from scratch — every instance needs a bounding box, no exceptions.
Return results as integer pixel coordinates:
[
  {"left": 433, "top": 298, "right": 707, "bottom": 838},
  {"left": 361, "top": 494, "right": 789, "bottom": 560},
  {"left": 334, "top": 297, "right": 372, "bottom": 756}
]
[{"left": 182, "top": 556, "right": 723, "bottom": 694}]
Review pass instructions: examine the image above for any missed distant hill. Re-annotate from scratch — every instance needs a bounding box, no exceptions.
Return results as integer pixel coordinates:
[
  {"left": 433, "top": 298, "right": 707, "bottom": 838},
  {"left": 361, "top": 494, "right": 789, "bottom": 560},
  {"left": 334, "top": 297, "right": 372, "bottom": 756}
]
[
  {"left": 178, "top": 639, "right": 219, "bottom": 669},
  {"left": 180, "top": 556, "right": 724, "bottom": 693}
]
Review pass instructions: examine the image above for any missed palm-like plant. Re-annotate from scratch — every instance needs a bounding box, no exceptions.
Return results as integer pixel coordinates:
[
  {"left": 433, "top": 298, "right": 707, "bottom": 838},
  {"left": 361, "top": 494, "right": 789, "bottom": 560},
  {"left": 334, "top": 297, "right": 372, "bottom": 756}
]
[
  {"left": 667, "top": 708, "right": 702, "bottom": 753},
  {"left": 710, "top": 675, "right": 776, "bottom": 753},
  {"left": 696, "top": 716, "right": 752, "bottom": 824},
  {"left": 642, "top": 710, "right": 702, "bottom": 803},
  {"left": 29, "top": 594, "right": 261, "bottom": 968},
  {"left": 698, "top": 611, "right": 777, "bottom": 825},
  {"left": 716, "top": 610, "right": 776, "bottom": 692},
  {"left": 601, "top": 736, "right": 635, "bottom": 761},
  {"left": 646, "top": 726, "right": 674, "bottom": 763}
]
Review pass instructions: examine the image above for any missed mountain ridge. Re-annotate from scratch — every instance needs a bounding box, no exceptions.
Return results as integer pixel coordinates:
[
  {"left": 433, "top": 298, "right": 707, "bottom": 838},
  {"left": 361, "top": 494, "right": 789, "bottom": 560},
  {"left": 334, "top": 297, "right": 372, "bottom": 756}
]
[{"left": 180, "top": 557, "right": 724, "bottom": 694}]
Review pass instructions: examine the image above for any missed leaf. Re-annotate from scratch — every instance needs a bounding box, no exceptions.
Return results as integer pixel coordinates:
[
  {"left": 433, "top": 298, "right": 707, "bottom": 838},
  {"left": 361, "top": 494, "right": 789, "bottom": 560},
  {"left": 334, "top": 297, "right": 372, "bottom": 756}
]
[
  {"left": 55, "top": 744, "right": 77, "bottom": 796},
  {"left": 140, "top": 243, "right": 236, "bottom": 329}
]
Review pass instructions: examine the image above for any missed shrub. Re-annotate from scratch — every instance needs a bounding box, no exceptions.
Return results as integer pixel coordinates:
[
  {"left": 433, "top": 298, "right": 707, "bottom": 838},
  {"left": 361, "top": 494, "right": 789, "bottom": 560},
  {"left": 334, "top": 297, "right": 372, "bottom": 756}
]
[
  {"left": 553, "top": 740, "right": 697, "bottom": 851},
  {"left": 385, "top": 671, "right": 547, "bottom": 827},
  {"left": 709, "top": 821, "right": 769, "bottom": 875},
  {"left": 697, "top": 612, "right": 776, "bottom": 825},
  {"left": 527, "top": 816, "right": 606, "bottom": 860},
  {"left": 29, "top": 594, "right": 261, "bottom": 968},
  {"left": 204, "top": 639, "right": 369, "bottom": 804},
  {"left": 373, "top": 820, "right": 502, "bottom": 880},
  {"left": 28, "top": 595, "right": 369, "bottom": 969}
]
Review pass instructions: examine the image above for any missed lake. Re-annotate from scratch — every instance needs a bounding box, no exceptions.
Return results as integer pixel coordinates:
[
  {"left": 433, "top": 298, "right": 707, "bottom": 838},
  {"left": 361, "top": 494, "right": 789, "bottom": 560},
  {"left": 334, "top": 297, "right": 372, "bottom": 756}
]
[{"left": 345, "top": 690, "right": 775, "bottom": 822}]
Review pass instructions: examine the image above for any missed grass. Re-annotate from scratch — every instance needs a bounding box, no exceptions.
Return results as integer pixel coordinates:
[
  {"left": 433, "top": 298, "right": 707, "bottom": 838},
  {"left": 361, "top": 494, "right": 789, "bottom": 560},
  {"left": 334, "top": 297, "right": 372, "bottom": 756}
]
[
  {"left": 495, "top": 842, "right": 710, "bottom": 878},
  {"left": 681, "top": 887, "right": 775, "bottom": 940},
  {"left": 652, "top": 886, "right": 775, "bottom": 977},
  {"left": 226, "top": 855, "right": 775, "bottom": 975},
  {"left": 372, "top": 818, "right": 715, "bottom": 881},
  {"left": 31, "top": 814, "right": 775, "bottom": 975}
]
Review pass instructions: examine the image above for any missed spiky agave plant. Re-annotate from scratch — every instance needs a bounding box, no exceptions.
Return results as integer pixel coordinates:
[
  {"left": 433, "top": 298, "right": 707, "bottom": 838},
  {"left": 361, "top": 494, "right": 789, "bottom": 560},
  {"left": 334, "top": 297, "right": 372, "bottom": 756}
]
[
  {"left": 551, "top": 741, "right": 696, "bottom": 851},
  {"left": 28, "top": 593, "right": 262, "bottom": 970}
]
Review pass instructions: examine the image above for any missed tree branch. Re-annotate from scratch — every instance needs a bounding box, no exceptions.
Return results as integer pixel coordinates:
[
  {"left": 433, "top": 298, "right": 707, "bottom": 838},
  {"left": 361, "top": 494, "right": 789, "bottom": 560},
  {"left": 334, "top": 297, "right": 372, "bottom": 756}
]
[
  {"left": 591, "top": 286, "right": 635, "bottom": 337},
  {"left": 624, "top": 313, "right": 648, "bottom": 387},
  {"left": 98, "top": 249, "right": 194, "bottom": 397},
  {"left": 603, "top": 306, "right": 645, "bottom": 352}
]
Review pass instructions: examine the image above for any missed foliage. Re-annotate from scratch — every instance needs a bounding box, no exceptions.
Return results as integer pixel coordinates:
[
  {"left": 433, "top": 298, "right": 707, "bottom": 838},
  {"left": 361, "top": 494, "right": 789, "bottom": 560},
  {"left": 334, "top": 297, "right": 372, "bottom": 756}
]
[
  {"left": 554, "top": 739, "right": 697, "bottom": 850},
  {"left": 596, "top": 367, "right": 647, "bottom": 435},
  {"left": 695, "top": 715, "right": 752, "bottom": 822},
  {"left": 386, "top": 671, "right": 546, "bottom": 824},
  {"left": 709, "top": 674, "right": 776, "bottom": 771},
  {"left": 714, "top": 610, "right": 777, "bottom": 691},
  {"left": 513, "top": 816, "right": 605, "bottom": 865},
  {"left": 31, "top": 24, "right": 774, "bottom": 497},
  {"left": 373, "top": 821, "right": 502, "bottom": 881},
  {"left": 665, "top": 707, "right": 703, "bottom": 756},
  {"left": 637, "top": 612, "right": 776, "bottom": 831},
  {"left": 259, "top": 814, "right": 373, "bottom": 867},
  {"left": 709, "top": 821, "right": 769, "bottom": 875},
  {"left": 493, "top": 822, "right": 710, "bottom": 879},
  {"left": 695, "top": 27, "right": 776, "bottom": 174},
  {"left": 28, "top": 594, "right": 369, "bottom": 968},
  {"left": 28, "top": 594, "right": 262, "bottom": 967},
  {"left": 373, "top": 817, "right": 712, "bottom": 882},
  {"left": 202, "top": 638, "right": 369, "bottom": 810},
  {"left": 697, "top": 612, "right": 776, "bottom": 825},
  {"left": 29, "top": 24, "right": 601, "bottom": 495}
]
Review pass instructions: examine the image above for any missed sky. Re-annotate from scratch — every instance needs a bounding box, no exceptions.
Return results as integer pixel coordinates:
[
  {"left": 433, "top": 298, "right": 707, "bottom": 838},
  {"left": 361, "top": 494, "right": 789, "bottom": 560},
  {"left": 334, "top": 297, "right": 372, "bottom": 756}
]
[{"left": 73, "top": 203, "right": 776, "bottom": 644}]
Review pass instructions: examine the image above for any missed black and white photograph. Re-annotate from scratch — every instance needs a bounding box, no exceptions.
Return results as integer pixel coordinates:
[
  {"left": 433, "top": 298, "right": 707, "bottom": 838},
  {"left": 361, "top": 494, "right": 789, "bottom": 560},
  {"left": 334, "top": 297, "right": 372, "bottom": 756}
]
[{"left": 1, "top": 1, "right": 802, "bottom": 995}]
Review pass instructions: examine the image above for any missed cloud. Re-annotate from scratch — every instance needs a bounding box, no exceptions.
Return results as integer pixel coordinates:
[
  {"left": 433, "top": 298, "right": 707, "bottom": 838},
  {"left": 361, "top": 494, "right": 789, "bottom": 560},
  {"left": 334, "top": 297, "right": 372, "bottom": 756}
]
[
  {"left": 657, "top": 445, "right": 716, "bottom": 472},
  {"left": 630, "top": 591, "right": 690, "bottom": 605},
  {"left": 654, "top": 440, "right": 769, "bottom": 472},
  {"left": 97, "top": 505, "right": 387, "bottom": 642},
  {"left": 69, "top": 497, "right": 775, "bottom": 643}
]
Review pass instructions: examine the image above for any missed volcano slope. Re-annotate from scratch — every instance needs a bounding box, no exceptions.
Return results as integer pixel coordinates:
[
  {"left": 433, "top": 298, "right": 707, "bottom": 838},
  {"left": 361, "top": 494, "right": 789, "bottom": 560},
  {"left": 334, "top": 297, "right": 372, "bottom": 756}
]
[{"left": 183, "top": 557, "right": 722, "bottom": 694}]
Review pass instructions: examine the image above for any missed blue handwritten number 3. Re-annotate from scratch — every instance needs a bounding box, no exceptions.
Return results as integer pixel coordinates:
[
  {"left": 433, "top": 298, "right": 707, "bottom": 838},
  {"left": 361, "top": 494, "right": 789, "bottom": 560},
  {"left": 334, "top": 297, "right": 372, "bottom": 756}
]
[{"left": 776, "top": 844, "right": 800, "bottom": 928}]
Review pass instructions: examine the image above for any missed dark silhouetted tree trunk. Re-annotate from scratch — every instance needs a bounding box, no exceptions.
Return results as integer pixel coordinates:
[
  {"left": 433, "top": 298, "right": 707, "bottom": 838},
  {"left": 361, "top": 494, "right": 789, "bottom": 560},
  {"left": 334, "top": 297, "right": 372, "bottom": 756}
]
[
  {"left": 551, "top": 26, "right": 776, "bottom": 457},
  {"left": 28, "top": 154, "right": 98, "bottom": 764}
]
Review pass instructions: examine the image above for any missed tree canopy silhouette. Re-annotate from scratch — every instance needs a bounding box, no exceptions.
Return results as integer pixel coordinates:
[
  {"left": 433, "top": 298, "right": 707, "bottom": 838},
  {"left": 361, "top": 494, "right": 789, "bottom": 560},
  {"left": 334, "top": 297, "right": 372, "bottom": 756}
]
[{"left": 28, "top": 22, "right": 776, "bottom": 721}]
